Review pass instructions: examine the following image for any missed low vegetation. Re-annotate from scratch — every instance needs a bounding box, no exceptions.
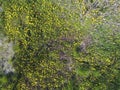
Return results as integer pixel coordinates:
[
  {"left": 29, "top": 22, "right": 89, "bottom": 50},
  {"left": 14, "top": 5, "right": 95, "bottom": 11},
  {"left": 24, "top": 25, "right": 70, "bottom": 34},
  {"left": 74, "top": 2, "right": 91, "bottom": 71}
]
[{"left": 0, "top": 0, "right": 120, "bottom": 90}]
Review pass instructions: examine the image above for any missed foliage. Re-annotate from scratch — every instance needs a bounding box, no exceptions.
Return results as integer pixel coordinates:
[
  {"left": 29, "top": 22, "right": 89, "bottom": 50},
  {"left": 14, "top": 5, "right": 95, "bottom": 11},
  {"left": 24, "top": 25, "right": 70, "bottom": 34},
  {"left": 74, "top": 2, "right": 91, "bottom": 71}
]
[
  {"left": 2, "top": 0, "right": 80, "bottom": 89},
  {"left": 0, "top": 0, "right": 120, "bottom": 90}
]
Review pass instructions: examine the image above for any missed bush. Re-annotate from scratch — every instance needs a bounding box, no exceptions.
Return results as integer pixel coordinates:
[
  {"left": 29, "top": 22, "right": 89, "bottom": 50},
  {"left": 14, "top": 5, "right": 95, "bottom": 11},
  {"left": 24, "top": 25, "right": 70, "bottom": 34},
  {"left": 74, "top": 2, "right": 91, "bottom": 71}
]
[{"left": 1, "top": 0, "right": 120, "bottom": 90}]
